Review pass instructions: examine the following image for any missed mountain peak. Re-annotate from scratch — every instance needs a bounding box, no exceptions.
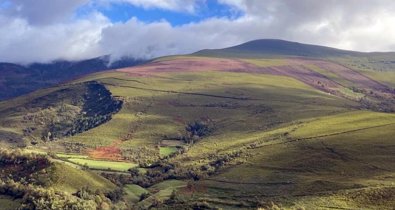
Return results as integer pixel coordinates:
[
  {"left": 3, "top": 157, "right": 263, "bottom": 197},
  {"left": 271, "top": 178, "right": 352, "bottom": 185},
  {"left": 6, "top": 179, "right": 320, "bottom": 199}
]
[{"left": 194, "top": 39, "right": 362, "bottom": 58}]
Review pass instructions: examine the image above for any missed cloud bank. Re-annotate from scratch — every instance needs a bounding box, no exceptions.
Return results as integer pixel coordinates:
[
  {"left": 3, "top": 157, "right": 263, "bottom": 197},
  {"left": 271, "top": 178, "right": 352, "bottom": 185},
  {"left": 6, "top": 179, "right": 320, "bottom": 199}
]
[{"left": 1, "top": 0, "right": 395, "bottom": 64}]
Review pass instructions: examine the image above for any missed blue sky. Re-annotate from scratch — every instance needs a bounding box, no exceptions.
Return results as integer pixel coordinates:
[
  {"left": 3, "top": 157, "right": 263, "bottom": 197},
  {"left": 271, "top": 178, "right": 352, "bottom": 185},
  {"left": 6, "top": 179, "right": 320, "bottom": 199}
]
[{"left": 77, "top": 1, "right": 244, "bottom": 26}]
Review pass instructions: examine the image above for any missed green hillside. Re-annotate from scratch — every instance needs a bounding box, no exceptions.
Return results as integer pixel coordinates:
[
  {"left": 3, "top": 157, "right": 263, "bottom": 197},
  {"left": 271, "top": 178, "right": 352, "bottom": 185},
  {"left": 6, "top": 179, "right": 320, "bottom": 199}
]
[
  {"left": 0, "top": 149, "right": 121, "bottom": 209},
  {"left": 1, "top": 41, "right": 395, "bottom": 209}
]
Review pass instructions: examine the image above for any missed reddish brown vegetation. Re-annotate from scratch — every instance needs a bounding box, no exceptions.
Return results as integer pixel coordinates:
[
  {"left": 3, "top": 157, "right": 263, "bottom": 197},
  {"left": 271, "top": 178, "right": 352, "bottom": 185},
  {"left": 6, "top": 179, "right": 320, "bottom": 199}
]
[
  {"left": 87, "top": 140, "right": 123, "bottom": 160},
  {"left": 117, "top": 57, "right": 252, "bottom": 76},
  {"left": 116, "top": 56, "right": 395, "bottom": 111}
]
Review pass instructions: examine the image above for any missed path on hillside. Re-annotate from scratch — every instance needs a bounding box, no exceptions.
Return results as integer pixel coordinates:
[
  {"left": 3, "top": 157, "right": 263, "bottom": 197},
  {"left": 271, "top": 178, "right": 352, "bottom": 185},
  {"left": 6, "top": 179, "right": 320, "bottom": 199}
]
[{"left": 102, "top": 82, "right": 258, "bottom": 101}]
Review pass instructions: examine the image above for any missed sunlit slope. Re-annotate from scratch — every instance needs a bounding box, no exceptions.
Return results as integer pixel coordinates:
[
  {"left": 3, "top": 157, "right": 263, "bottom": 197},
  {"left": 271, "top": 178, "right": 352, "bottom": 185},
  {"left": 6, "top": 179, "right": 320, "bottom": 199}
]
[
  {"left": 192, "top": 111, "right": 395, "bottom": 209},
  {"left": 64, "top": 70, "right": 357, "bottom": 150},
  {"left": 49, "top": 162, "right": 117, "bottom": 193}
]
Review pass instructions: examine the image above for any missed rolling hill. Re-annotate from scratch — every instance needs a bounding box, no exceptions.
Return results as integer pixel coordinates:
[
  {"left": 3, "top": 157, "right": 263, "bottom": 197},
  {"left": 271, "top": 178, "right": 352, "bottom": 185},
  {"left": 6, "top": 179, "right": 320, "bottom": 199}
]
[{"left": 1, "top": 40, "right": 395, "bottom": 209}]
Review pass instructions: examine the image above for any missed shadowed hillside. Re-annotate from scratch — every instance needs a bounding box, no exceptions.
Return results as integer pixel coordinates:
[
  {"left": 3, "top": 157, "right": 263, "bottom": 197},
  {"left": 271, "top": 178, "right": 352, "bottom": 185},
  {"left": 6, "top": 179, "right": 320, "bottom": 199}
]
[{"left": 0, "top": 56, "right": 144, "bottom": 101}]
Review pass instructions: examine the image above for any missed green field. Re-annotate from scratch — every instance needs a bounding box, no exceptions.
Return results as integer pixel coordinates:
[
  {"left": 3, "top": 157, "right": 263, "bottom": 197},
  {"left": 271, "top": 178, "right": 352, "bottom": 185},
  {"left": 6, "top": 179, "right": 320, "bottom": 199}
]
[
  {"left": 138, "top": 180, "right": 187, "bottom": 208},
  {"left": 56, "top": 153, "right": 89, "bottom": 159},
  {"left": 124, "top": 184, "right": 150, "bottom": 203},
  {"left": 159, "top": 146, "right": 178, "bottom": 157},
  {"left": 67, "top": 158, "right": 137, "bottom": 171}
]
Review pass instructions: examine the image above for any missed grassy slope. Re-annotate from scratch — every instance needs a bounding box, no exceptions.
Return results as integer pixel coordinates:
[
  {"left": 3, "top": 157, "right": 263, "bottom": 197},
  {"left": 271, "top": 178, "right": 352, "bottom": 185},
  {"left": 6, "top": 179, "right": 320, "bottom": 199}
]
[
  {"left": 124, "top": 184, "right": 149, "bottom": 202},
  {"left": 49, "top": 162, "right": 116, "bottom": 193},
  {"left": 332, "top": 56, "right": 395, "bottom": 88},
  {"left": 139, "top": 180, "right": 187, "bottom": 208},
  {"left": 195, "top": 111, "right": 395, "bottom": 209},
  {"left": 65, "top": 70, "right": 355, "bottom": 150}
]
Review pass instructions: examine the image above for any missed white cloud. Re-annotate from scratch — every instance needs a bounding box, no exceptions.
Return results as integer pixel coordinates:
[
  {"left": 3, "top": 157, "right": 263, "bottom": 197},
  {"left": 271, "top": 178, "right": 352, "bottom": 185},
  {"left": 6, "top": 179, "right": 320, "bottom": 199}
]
[
  {"left": 0, "top": 12, "right": 109, "bottom": 63},
  {"left": 2, "top": 0, "right": 395, "bottom": 63},
  {"left": 97, "top": 0, "right": 201, "bottom": 13},
  {"left": 3, "top": 0, "right": 90, "bottom": 25}
]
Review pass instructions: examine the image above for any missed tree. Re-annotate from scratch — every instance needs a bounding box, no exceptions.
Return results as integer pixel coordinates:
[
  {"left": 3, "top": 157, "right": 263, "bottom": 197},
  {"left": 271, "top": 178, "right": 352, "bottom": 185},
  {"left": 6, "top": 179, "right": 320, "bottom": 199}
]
[{"left": 128, "top": 168, "right": 140, "bottom": 176}]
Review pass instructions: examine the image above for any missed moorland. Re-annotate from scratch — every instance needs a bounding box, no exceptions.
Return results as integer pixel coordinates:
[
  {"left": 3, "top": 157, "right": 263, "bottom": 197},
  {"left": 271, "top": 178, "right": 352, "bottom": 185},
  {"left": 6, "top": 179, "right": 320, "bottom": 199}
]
[{"left": 0, "top": 39, "right": 395, "bottom": 209}]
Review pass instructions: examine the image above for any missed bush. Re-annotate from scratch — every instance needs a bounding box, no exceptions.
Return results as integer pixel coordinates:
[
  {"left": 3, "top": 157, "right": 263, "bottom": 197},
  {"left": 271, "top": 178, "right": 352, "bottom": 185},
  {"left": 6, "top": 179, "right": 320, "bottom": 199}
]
[
  {"left": 184, "top": 119, "right": 214, "bottom": 143},
  {"left": 139, "top": 192, "right": 150, "bottom": 201}
]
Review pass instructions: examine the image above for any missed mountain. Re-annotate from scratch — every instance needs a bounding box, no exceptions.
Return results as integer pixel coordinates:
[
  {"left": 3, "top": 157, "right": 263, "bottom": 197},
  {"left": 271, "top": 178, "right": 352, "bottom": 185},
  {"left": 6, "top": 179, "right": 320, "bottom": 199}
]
[
  {"left": 1, "top": 40, "right": 395, "bottom": 209},
  {"left": 195, "top": 39, "right": 366, "bottom": 57},
  {"left": 0, "top": 56, "right": 145, "bottom": 101}
]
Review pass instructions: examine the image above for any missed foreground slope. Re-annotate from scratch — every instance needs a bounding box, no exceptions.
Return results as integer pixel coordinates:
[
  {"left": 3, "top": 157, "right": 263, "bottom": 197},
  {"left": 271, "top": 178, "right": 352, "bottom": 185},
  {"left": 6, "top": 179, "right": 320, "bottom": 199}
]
[
  {"left": 1, "top": 40, "right": 395, "bottom": 209},
  {"left": 192, "top": 111, "right": 395, "bottom": 209},
  {"left": 0, "top": 149, "right": 120, "bottom": 209}
]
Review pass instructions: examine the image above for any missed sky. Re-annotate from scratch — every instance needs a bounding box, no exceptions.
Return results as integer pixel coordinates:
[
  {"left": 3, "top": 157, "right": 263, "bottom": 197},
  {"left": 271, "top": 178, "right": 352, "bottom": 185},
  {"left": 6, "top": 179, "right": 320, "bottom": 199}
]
[{"left": 1, "top": 0, "right": 395, "bottom": 64}]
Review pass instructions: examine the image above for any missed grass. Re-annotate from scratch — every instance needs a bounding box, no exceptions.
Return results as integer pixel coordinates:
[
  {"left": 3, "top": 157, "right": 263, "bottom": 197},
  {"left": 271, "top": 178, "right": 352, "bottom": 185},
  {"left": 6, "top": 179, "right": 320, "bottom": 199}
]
[
  {"left": 138, "top": 180, "right": 187, "bottom": 208},
  {"left": 125, "top": 184, "right": 149, "bottom": 195},
  {"left": 124, "top": 184, "right": 149, "bottom": 203},
  {"left": 56, "top": 153, "right": 89, "bottom": 159},
  {"left": 71, "top": 71, "right": 355, "bottom": 150},
  {"left": 150, "top": 180, "right": 187, "bottom": 191},
  {"left": 160, "top": 146, "right": 178, "bottom": 157},
  {"left": 49, "top": 162, "right": 116, "bottom": 193},
  {"left": 362, "top": 71, "right": 395, "bottom": 87},
  {"left": 194, "top": 110, "right": 395, "bottom": 209},
  {"left": 337, "top": 87, "right": 365, "bottom": 100},
  {"left": 305, "top": 63, "right": 351, "bottom": 85},
  {"left": 290, "top": 111, "right": 395, "bottom": 138},
  {"left": 67, "top": 158, "right": 137, "bottom": 171},
  {"left": 1, "top": 67, "right": 357, "bottom": 152}
]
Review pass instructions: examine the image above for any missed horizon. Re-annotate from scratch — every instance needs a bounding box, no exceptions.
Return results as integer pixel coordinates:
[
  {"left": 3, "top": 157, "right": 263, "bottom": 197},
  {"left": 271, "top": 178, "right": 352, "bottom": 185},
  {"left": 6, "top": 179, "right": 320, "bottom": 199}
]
[{"left": 2, "top": 38, "right": 395, "bottom": 65}]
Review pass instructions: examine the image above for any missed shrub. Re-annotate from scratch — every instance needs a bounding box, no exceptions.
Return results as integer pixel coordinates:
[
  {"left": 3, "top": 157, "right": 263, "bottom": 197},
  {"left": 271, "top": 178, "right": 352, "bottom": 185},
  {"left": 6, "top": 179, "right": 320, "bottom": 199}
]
[
  {"left": 139, "top": 192, "right": 150, "bottom": 201},
  {"left": 184, "top": 119, "right": 214, "bottom": 143}
]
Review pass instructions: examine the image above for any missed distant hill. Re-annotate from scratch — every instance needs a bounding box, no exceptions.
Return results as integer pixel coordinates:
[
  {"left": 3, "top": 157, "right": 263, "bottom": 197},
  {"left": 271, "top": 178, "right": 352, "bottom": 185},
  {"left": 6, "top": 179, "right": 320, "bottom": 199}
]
[
  {"left": 194, "top": 39, "right": 366, "bottom": 57},
  {"left": 0, "top": 56, "right": 144, "bottom": 101}
]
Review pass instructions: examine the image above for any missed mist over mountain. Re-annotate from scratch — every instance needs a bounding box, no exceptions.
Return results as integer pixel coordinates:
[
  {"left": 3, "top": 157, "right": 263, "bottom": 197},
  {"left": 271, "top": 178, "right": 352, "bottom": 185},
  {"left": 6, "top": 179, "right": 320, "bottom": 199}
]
[{"left": 0, "top": 56, "right": 144, "bottom": 100}]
